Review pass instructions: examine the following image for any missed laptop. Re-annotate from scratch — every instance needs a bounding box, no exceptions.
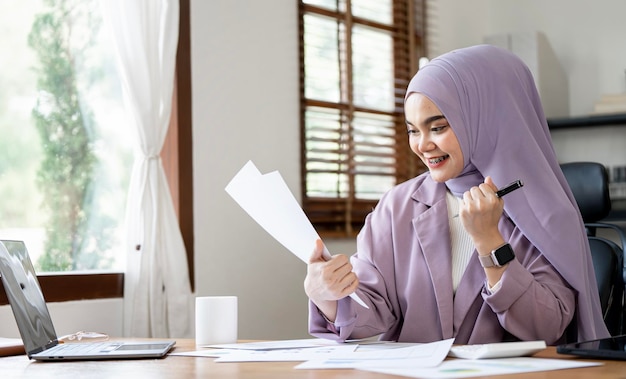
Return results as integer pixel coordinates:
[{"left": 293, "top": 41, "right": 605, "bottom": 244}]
[
  {"left": 0, "top": 240, "right": 175, "bottom": 361},
  {"left": 557, "top": 335, "right": 626, "bottom": 360}
]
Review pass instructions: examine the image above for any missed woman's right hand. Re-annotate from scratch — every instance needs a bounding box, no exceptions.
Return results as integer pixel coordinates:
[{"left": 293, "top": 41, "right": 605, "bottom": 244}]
[{"left": 304, "top": 239, "right": 359, "bottom": 322}]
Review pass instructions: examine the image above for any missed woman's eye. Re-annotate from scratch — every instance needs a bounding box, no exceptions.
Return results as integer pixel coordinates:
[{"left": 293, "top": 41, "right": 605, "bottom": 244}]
[
  {"left": 407, "top": 129, "right": 419, "bottom": 136},
  {"left": 432, "top": 124, "right": 448, "bottom": 133}
]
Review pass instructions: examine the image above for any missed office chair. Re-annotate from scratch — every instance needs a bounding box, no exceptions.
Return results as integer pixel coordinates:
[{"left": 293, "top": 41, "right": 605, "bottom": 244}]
[{"left": 560, "top": 161, "right": 626, "bottom": 335}]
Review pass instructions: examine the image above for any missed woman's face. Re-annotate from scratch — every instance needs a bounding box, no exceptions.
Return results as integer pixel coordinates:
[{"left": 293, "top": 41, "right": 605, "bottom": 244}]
[{"left": 405, "top": 93, "right": 464, "bottom": 183}]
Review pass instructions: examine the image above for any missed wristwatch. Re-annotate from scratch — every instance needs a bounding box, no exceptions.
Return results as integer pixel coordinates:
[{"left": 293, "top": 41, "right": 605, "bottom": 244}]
[{"left": 478, "top": 243, "right": 515, "bottom": 268}]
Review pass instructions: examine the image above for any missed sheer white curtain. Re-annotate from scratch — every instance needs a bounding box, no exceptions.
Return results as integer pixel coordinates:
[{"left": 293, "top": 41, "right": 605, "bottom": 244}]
[{"left": 101, "top": 0, "right": 192, "bottom": 338}]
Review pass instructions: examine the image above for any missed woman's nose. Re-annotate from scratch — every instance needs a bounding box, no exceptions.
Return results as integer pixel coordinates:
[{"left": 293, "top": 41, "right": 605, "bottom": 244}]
[{"left": 418, "top": 136, "right": 434, "bottom": 152}]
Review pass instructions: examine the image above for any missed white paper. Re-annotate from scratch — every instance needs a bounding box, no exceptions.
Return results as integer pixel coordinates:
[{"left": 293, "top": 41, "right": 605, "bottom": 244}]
[
  {"left": 362, "top": 357, "right": 601, "bottom": 378},
  {"left": 170, "top": 349, "right": 236, "bottom": 358},
  {"left": 199, "top": 338, "right": 341, "bottom": 350},
  {"left": 171, "top": 338, "right": 367, "bottom": 359},
  {"left": 295, "top": 338, "right": 454, "bottom": 370},
  {"left": 225, "top": 160, "right": 368, "bottom": 308},
  {"left": 214, "top": 345, "right": 358, "bottom": 362}
]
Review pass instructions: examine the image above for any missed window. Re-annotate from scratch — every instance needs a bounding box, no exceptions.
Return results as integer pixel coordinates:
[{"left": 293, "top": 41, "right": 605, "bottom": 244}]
[
  {"left": 299, "top": 0, "right": 427, "bottom": 237},
  {"left": 0, "top": 0, "right": 193, "bottom": 304}
]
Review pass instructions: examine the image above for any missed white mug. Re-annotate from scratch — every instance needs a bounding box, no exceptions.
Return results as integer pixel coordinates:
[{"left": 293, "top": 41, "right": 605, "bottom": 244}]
[{"left": 195, "top": 296, "right": 238, "bottom": 345}]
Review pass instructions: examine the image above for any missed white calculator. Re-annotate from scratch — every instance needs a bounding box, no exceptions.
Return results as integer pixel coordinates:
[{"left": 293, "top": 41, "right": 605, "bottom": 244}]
[{"left": 448, "top": 340, "right": 547, "bottom": 359}]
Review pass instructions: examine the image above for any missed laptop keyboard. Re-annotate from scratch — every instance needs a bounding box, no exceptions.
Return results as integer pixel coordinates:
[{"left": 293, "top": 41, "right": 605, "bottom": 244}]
[{"left": 44, "top": 342, "right": 120, "bottom": 355}]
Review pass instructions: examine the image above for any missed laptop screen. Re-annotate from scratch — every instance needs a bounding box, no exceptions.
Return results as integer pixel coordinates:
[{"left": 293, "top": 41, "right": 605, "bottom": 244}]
[{"left": 0, "top": 240, "right": 58, "bottom": 355}]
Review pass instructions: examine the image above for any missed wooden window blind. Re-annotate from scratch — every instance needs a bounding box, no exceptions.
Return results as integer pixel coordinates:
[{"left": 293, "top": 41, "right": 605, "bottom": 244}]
[{"left": 299, "top": 0, "right": 427, "bottom": 237}]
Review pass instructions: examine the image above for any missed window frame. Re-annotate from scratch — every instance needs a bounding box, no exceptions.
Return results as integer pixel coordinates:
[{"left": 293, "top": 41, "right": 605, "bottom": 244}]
[
  {"left": 299, "top": 0, "right": 427, "bottom": 238},
  {"left": 0, "top": 0, "right": 193, "bottom": 305}
]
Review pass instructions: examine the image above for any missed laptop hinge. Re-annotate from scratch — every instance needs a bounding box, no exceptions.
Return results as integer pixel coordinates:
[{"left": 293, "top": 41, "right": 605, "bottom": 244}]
[{"left": 29, "top": 339, "right": 57, "bottom": 356}]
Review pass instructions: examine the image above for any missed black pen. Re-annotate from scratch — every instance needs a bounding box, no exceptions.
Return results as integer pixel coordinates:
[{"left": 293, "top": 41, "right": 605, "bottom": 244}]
[{"left": 495, "top": 180, "right": 524, "bottom": 198}]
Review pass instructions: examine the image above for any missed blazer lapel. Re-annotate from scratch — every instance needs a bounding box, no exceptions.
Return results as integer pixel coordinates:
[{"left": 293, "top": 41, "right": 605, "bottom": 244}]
[
  {"left": 412, "top": 180, "right": 455, "bottom": 339},
  {"left": 453, "top": 254, "right": 485, "bottom": 332}
]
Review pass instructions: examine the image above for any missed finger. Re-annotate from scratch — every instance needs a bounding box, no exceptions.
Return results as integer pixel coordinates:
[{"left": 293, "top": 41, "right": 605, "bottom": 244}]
[
  {"left": 339, "top": 273, "right": 360, "bottom": 296},
  {"left": 469, "top": 185, "right": 486, "bottom": 200},
  {"left": 308, "top": 239, "right": 326, "bottom": 264},
  {"left": 332, "top": 256, "right": 354, "bottom": 278},
  {"left": 324, "top": 271, "right": 357, "bottom": 298},
  {"left": 461, "top": 192, "right": 468, "bottom": 203},
  {"left": 478, "top": 183, "right": 496, "bottom": 198},
  {"left": 484, "top": 176, "right": 498, "bottom": 192}
]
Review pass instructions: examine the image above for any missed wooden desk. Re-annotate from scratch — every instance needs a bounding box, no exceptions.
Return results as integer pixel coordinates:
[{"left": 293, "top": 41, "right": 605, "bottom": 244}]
[{"left": 0, "top": 339, "right": 625, "bottom": 378}]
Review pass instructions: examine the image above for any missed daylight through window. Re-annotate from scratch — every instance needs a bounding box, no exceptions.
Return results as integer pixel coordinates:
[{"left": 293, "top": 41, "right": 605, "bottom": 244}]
[{"left": 0, "top": 0, "right": 132, "bottom": 272}]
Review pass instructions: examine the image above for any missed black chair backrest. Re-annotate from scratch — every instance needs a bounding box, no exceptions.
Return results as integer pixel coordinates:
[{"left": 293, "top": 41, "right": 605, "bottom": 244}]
[
  {"left": 589, "top": 237, "right": 619, "bottom": 314},
  {"left": 560, "top": 161, "right": 624, "bottom": 335},
  {"left": 560, "top": 162, "right": 611, "bottom": 223}
]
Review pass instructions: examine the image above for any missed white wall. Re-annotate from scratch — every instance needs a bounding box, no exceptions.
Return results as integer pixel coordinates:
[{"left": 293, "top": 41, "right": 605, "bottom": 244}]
[
  {"left": 428, "top": 0, "right": 626, "bottom": 118},
  {"left": 3, "top": 0, "right": 625, "bottom": 342},
  {"left": 0, "top": 299, "right": 122, "bottom": 339},
  {"left": 190, "top": 0, "right": 312, "bottom": 340},
  {"left": 189, "top": 0, "right": 362, "bottom": 340}
]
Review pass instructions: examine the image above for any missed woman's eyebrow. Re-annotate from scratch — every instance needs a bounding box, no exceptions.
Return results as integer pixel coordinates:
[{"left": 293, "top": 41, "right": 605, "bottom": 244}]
[
  {"left": 405, "top": 114, "right": 446, "bottom": 128},
  {"left": 421, "top": 115, "right": 446, "bottom": 126}
]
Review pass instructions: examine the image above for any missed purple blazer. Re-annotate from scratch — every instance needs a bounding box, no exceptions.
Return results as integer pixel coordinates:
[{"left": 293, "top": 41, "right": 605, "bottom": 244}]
[{"left": 309, "top": 173, "right": 576, "bottom": 345}]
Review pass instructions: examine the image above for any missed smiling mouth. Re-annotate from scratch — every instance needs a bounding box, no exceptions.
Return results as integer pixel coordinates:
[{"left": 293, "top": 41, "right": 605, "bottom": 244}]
[{"left": 428, "top": 155, "right": 449, "bottom": 164}]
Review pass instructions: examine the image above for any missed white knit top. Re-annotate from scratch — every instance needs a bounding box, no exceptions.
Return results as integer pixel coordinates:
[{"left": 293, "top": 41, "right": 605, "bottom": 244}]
[{"left": 446, "top": 191, "right": 474, "bottom": 292}]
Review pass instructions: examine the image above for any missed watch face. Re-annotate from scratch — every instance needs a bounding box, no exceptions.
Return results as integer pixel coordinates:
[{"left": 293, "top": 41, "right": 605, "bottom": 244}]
[{"left": 493, "top": 244, "right": 515, "bottom": 266}]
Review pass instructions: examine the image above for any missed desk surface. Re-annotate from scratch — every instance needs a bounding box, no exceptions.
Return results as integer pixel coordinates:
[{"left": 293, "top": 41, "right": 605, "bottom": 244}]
[{"left": 1, "top": 339, "right": 625, "bottom": 378}]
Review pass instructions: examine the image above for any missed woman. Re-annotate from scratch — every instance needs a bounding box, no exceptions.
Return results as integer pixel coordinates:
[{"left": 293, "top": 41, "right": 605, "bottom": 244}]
[{"left": 305, "top": 44, "right": 608, "bottom": 345}]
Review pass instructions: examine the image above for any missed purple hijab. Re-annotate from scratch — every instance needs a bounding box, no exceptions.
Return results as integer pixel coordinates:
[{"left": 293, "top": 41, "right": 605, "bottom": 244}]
[{"left": 406, "top": 45, "right": 608, "bottom": 341}]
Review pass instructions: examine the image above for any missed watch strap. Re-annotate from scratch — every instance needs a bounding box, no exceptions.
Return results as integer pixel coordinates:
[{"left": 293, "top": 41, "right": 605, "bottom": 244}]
[
  {"left": 478, "top": 243, "right": 515, "bottom": 268},
  {"left": 478, "top": 253, "right": 497, "bottom": 268}
]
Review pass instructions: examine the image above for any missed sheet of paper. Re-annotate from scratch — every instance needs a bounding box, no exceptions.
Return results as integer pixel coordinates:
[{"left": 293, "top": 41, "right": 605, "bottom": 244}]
[
  {"left": 361, "top": 357, "right": 601, "bottom": 378},
  {"left": 170, "top": 338, "right": 382, "bottom": 361},
  {"left": 225, "top": 160, "right": 368, "bottom": 308},
  {"left": 199, "top": 338, "right": 342, "bottom": 350},
  {"left": 214, "top": 345, "right": 358, "bottom": 362},
  {"left": 170, "top": 349, "right": 236, "bottom": 358},
  {"left": 295, "top": 338, "right": 454, "bottom": 369}
]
